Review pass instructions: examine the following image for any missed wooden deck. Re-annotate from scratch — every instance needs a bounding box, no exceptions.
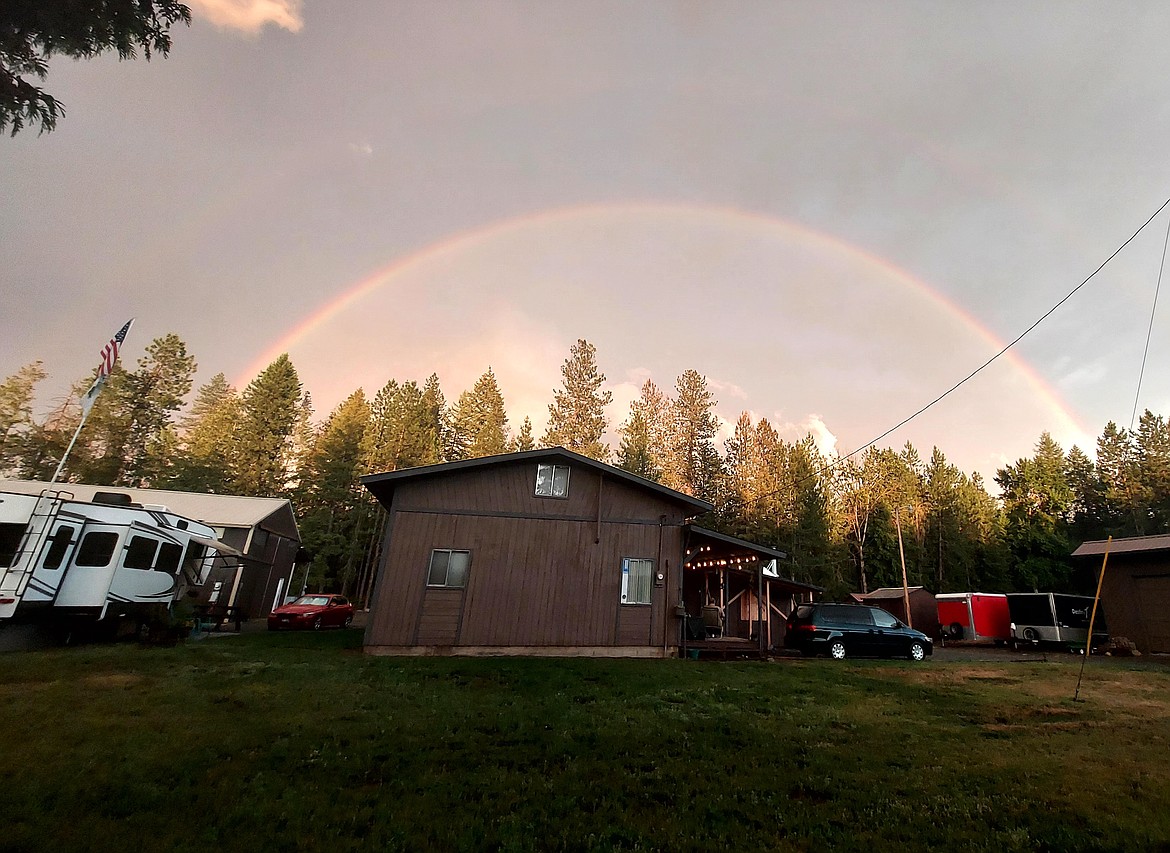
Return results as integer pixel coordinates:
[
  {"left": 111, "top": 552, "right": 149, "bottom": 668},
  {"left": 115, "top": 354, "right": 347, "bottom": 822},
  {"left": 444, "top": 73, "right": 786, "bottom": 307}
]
[{"left": 683, "top": 636, "right": 767, "bottom": 660}]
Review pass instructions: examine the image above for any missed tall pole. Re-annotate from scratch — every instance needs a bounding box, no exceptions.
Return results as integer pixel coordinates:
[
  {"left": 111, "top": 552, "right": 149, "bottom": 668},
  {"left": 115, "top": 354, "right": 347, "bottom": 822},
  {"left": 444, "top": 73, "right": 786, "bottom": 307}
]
[
  {"left": 49, "top": 406, "right": 93, "bottom": 485},
  {"left": 1075, "top": 537, "right": 1111, "bottom": 702},
  {"left": 50, "top": 319, "right": 133, "bottom": 484},
  {"left": 895, "top": 507, "right": 913, "bottom": 629}
]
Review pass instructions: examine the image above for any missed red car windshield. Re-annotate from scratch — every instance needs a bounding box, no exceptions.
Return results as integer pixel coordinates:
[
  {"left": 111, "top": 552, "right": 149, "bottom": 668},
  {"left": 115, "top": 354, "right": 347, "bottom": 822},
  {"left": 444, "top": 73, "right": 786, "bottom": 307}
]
[{"left": 293, "top": 596, "right": 332, "bottom": 607}]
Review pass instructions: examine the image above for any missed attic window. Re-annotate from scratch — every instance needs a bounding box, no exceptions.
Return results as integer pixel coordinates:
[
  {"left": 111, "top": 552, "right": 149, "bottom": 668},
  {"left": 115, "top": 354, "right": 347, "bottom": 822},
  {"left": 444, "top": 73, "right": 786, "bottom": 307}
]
[{"left": 535, "top": 463, "right": 570, "bottom": 498}]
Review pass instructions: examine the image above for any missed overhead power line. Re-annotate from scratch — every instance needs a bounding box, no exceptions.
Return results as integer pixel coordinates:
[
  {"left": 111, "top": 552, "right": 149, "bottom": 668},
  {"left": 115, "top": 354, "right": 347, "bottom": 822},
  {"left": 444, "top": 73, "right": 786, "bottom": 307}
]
[
  {"left": 833, "top": 195, "right": 1170, "bottom": 471},
  {"left": 747, "top": 195, "right": 1170, "bottom": 507},
  {"left": 1129, "top": 210, "right": 1169, "bottom": 431}
]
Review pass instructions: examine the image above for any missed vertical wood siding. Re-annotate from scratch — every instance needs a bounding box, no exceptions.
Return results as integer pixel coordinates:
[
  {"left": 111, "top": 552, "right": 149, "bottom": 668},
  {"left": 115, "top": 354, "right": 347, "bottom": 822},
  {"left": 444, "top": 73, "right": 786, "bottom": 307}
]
[
  {"left": 1101, "top": 556, "right": 1170, "bottom": 653},
  {"left": 365, "top": 461, "right": 689, "bottom": 650},
  {"left": 416, "top": 588, "right": 464, "bottom": 645}
]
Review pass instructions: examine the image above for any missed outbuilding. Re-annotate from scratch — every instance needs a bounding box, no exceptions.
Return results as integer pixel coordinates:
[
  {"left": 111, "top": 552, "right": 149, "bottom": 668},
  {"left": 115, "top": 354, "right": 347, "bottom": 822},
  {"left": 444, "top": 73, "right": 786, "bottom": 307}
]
[
  {"left": 1073, "top": 535, "right": 1170, "bottom": 654},
  {"left": 360, "top": 448, "right": 818, "bottom": 658}
]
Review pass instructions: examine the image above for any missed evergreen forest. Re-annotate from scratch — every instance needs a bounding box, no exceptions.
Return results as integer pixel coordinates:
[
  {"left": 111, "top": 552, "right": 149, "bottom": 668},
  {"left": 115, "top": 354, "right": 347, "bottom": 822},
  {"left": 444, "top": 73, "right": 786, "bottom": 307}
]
[{"left": 3, "top": 335, "right": 1167, "bottom": 604}]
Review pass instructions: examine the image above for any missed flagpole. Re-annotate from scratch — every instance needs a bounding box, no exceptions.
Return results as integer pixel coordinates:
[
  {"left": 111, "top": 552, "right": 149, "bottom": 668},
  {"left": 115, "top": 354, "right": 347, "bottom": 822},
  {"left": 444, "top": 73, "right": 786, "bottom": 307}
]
[
  {"left": 48, "top": 318, "right": 133, "bottom": 486},
  {"left": 49, "top": 405, "right": 92, "bottom": 485}
]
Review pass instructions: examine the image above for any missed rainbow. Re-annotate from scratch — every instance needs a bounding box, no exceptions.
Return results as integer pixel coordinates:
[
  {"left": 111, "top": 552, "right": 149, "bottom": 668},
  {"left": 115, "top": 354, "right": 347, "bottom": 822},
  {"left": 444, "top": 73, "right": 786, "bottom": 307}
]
[{"left": 235, "top": 202, "right": 1089, "bottom": 439}]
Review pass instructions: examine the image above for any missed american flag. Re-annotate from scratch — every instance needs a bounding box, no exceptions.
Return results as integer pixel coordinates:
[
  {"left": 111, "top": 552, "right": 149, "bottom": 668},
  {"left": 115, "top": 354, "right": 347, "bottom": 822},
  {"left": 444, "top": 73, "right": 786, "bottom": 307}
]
[{"left": 98, "top": 319, "right": 134, "bottom": 378}]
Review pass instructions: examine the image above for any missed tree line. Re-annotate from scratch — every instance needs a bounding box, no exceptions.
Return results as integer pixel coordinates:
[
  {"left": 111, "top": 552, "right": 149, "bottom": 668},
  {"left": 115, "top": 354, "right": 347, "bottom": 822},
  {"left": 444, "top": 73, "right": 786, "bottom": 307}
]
[{"left": 3, "top": 334, "right": 1168, "bottom": 603}]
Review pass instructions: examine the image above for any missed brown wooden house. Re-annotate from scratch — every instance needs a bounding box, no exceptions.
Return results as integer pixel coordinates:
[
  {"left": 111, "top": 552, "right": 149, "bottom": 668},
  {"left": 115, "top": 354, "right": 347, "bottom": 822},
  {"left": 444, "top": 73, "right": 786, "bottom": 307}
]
[
  {"left": 1073, "top": 535, "right": 1170, "bottom": 654},
  {"left": 361, "top": 448, "right": 819, "bottom": 658}
]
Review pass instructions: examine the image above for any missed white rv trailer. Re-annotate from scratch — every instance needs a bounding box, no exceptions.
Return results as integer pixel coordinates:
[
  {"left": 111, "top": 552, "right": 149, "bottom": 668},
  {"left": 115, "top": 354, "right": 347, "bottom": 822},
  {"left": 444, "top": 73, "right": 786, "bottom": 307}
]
[{"left": 0, "top": 488, "right": 241, "bottom": 626}]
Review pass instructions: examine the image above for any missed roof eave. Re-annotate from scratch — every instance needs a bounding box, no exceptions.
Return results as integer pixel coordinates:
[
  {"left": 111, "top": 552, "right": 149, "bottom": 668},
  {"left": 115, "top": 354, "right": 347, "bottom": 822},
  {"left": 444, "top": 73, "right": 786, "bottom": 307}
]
[{"left": 362, "top": 447, "right": 714, "bottom": 514}]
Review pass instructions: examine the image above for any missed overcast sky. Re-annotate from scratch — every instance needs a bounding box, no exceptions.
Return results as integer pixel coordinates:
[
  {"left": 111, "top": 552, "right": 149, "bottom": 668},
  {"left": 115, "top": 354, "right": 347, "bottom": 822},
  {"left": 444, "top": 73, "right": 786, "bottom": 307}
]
[{"left": 4, "top": 1, "right": 1170, "bottom": 480}]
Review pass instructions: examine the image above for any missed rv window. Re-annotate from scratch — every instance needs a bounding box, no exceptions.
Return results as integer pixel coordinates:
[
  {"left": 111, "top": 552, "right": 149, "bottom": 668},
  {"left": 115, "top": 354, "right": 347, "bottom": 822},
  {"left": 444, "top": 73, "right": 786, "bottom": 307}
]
[
  {"left": 620, "top": 558, "right": 654, "bottom": 605},
  {"left": 535, "top": 463, "right": 570, "bottom": 498},
  {"left": 75, "top": 532, "right": 119, "bottom": 567},
  {"left": 0, "top": 522, "right": 25, "bottom": 568},
  {"left": 42, "top": 526, "right": 75, "bottom": 570},
  {"left": 124, "top": 535, "right": 159, "bottom": 570},
  {"left": 156, "top": 542, "right": 183, "bottom": 573},
  {"left": 426, "top": 549, "right": 471, "bottom": 588}
]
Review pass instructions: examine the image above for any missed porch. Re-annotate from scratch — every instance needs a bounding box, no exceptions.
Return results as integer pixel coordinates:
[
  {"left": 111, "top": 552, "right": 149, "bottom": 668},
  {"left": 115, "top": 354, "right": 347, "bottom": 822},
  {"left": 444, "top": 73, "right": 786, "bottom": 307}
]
[{"left": 679, "top": 526, "right": 821, "bottom": 659}]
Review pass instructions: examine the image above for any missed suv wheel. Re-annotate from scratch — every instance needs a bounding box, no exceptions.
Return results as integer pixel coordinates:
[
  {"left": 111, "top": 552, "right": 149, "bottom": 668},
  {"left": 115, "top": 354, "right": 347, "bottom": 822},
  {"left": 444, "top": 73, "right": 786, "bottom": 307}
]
[
  {"left": 909, "top": 641, "right": 926, "bottom": 662},
  {"left": 829, "top": 640, "right": 846, "bottom": 660}
]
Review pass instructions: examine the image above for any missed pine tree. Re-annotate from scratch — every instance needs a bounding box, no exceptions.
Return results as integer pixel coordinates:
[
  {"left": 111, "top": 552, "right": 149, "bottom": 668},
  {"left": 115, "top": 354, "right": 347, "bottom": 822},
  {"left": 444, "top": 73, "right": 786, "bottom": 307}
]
[
  {"left": 542, "top": 339, "right": 612, "bottom": 460},
  {"left": 786, "top": 435, "right": 838, "bottom": 590},
  {"left": 298, "top": 391, "right": 371, "bottom": 594},
  {"left": 509, "top": 417, "right": 535, "bottom": 453},
  {"left": 363, "top": 379, "right": 443, "bottom": 473},
  {"left": 234, "top": 354, "right": 302, "bottom": 496},
  {"left": 720, "top": 411, "right": 767, "bottom": 537},
  {"left": 285, "top": 391, "right": 317, "bottom": 498},
  {"left": 995, "top": 432, "right": 1074, "bottom": 592},
  {"left": 1134, "top": 410, "right": 1170, "bottom": 532},
  {"left": 616, "top": 379, "right": 669, "bottom": 481},
  {"left": 1065, "top": 445, "right": 1104, "bottom": 543},
  {"left": 662, "top": 369, "right": 720, "bottom": 501},
  {"left": 0, "top": 361, "right": 46, "bottom": 474},
  {"left": 120, "top": 333, "right": 196, "bottom": 486},
  {"left": 448, "top": 368, "right": 509, "bottom": 460},
  {"left": 166, "top": 373, "right": 241, "bottom": 493},
  {"left": 420, "top": 373, "right": 446, "bottom": 464},
  {"left": 1096, "top": 421, "right": 1142, "bottom": 534},
  {"left": 67, "top": 333, "right": 196, "bottom": 487}
]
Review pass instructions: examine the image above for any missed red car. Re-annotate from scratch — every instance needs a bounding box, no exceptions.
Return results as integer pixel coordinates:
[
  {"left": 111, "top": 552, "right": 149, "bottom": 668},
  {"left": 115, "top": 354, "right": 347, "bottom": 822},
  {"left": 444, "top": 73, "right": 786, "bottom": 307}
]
[{"left": 267, "top": 594, "right": 354, "bottom": 631}]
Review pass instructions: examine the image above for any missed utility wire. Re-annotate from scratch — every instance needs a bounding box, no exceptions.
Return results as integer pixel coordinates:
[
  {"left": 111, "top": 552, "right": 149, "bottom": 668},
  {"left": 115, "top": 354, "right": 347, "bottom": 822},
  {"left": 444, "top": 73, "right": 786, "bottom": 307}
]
[
  {"left": 1129, "top": 209, "right": 1169, "bottom": 431},
  {"left": 834, "top": 195, "right": 1170, "bottom": 470},
  {"left": 746, "top": 195, "right": 1170, "bottom": 506}
]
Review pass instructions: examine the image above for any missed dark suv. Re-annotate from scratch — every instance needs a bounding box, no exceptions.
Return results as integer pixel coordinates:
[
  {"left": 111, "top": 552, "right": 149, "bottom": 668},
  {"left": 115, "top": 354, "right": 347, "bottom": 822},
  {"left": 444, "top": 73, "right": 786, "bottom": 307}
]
[{"left": 784, "top": 603, "right": 933, "bottom": 661}]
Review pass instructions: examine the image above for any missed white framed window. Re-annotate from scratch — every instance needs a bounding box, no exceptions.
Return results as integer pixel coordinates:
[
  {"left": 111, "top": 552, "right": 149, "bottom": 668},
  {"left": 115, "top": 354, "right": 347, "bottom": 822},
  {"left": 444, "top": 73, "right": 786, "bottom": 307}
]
[
  {"left": 535, "top": 463, "right": 570, "bottom": 498},
  {"left": 427, "top": 549, "right": 471, "bottom": 588},
  {"left": 621, "top": 558, "right": 654, "bottom": 605}
]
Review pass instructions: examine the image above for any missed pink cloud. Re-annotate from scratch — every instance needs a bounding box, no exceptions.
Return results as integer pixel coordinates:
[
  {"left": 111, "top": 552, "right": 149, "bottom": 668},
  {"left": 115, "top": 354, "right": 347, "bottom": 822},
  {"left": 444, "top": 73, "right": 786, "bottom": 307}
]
[{"left": 189, "top": 0, "right": 304, "bottom": 33}]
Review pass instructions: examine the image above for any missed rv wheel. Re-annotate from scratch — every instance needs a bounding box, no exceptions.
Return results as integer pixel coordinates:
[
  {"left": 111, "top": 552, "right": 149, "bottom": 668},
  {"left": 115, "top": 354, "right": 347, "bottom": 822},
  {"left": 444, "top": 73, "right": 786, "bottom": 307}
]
[
  {"left": 1023, "top": 627, "right": 1039, "bottom": 643},
  {"left": 948, "top": 623, "right": 964, "bottom": 640}
]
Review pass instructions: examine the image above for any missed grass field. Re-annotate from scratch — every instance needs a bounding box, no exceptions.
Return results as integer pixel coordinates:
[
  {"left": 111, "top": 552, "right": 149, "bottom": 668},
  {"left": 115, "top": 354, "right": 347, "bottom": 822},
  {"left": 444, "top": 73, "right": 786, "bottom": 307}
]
[{"left": 1, "top": 631, "right": 1168, "bottom": 852}]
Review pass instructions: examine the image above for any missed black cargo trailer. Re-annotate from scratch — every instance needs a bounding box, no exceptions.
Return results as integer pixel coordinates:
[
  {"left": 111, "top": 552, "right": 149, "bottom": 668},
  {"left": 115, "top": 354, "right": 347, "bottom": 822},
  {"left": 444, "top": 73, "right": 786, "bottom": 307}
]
[{"left": 1006, "top": 592, "right": 1107, "bottom": 650}]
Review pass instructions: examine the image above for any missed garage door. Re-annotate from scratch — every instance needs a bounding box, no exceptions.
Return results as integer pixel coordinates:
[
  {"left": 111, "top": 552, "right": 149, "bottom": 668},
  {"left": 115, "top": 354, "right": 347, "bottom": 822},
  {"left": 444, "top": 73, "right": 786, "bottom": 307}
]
[{"left": 1136, "top": 577, "right": 1170, "bottom": 653}]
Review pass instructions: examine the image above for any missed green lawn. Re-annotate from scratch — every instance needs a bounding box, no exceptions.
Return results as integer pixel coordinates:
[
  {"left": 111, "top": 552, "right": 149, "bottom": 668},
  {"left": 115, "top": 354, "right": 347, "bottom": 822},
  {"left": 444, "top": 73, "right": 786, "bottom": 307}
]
[{"left": 1, "top": 631, "right": 1168, "bottom": 852}]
